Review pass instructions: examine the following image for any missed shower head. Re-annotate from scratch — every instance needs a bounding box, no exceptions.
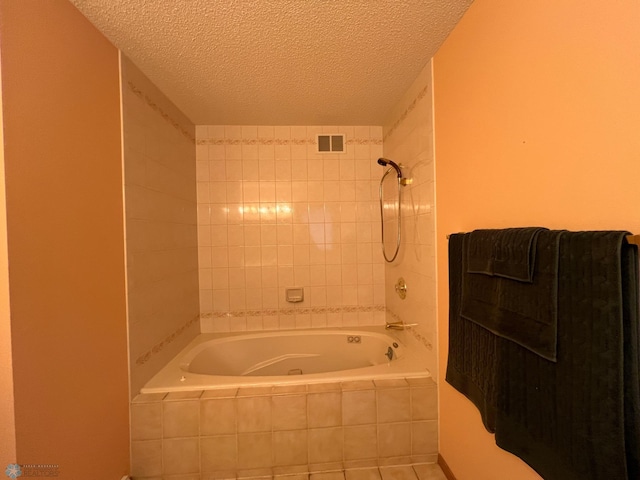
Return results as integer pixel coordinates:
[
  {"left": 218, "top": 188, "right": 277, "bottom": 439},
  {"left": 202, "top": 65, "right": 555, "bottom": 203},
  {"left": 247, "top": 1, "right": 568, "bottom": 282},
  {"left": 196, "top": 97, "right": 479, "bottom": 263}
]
[{"left": 377, "top": 158, "right": 402, "bottom": 178}]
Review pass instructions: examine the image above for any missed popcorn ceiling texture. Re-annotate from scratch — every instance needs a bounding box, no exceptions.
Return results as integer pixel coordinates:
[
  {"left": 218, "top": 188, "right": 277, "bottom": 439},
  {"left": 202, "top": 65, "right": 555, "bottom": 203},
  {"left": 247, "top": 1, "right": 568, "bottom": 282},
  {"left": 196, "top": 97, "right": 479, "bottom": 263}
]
[{"left": 71, "top": 0, "right": 472, "bottom": 125}]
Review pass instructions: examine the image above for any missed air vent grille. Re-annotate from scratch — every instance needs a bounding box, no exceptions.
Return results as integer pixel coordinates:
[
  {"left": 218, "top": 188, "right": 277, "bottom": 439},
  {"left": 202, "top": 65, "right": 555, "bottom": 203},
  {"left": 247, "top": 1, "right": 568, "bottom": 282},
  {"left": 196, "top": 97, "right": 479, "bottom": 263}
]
[{"left": 317, "top": 134, "right": 345, "bottom": 153}]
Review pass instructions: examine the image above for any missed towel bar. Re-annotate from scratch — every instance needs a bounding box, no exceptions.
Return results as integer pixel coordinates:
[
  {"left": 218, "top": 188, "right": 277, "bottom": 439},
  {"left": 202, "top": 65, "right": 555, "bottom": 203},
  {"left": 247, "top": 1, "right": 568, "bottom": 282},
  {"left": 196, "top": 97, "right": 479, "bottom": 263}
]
[
  {"left": 446, "top": 233, "right": 640, "bottom": 246},
  {"left": 626, "top": 234, "right": 640, "bottom": 246}
]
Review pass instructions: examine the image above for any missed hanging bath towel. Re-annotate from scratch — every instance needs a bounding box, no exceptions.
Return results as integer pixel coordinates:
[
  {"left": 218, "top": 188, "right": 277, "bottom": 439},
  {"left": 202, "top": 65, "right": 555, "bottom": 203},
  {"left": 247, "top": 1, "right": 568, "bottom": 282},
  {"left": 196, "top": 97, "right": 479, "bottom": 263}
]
[
  {"left": 495, "top": 231, "right": 640, "bottom": 480},
  {"left": 446, "top": 233, "right": 498, "bottom": 432}
]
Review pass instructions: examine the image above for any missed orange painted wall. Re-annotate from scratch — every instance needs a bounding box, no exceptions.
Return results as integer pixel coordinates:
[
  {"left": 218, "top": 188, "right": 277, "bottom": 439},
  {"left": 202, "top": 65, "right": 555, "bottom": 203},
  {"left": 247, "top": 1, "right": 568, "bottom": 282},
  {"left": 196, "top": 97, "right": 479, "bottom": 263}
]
[
  {"left": 0, "top": 1, "right": 129, "bottom": 478},
  {"left": 0, "top": 47, "right": 16, "bottom": 467},
  {"left": 433, "top": 1, "right": 640, "bottom": 479}
]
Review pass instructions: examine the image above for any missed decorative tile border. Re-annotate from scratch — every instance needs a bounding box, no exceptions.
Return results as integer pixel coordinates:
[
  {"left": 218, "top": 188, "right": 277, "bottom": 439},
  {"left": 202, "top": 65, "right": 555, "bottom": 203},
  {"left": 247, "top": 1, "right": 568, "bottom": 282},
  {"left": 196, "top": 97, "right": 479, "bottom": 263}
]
[
  {"left": 196, "top": 137, "right": 382, "bottom": 146},
  {"left": 409, "top": 328, "right": 433, "bottom": 351},
  {"left": 348, "top": 138, "right": 383, "bottom": 145},
  {"left": 385, "top": 307, "right": 402, "bottom": 324},
  {"left": 383, "top": 83, "right": 429, "bottom": 142},
  {"left": 127, "top": 80, "right": 195, "bottom": 144},
  {"left": 135, "top": 314, "right": 200, "bottom": 366},
  {"left": 202, "top": 304, "right": 385, "bottom": 319}
]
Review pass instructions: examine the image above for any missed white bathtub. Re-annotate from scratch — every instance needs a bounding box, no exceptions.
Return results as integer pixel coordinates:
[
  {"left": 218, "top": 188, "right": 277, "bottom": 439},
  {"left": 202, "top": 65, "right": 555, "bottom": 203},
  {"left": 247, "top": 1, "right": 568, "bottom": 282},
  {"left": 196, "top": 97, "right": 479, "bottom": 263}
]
[{"left": 141, "top": 326, "right": 430, "bottom": 393}]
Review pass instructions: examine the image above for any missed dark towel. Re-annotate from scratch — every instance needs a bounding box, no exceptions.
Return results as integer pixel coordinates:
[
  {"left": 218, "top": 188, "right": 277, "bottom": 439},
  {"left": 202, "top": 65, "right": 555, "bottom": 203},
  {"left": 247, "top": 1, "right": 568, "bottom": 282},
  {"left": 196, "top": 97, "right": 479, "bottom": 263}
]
[
  {"left": 446, "top": 233, "right": 498, "bottom": 432},
  {"left": 467, "top": 227, "right": 547, "bottom": 281},
  {"left": 622, "top": 241, "right": 640, "bottom": 476},
  {"left": 461, "top": 229, "right": 563, "bottom": 362},
  {"left": 495, "top": 231, "right": 640, "bottom": 480}
]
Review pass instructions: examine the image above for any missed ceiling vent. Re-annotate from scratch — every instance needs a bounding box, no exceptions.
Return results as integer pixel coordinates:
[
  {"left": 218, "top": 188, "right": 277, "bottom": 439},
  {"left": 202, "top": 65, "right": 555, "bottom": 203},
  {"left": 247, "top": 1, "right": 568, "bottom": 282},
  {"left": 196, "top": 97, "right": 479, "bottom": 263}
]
[{"left": 317, "top": 134, "right": 345, "bottom": 153}]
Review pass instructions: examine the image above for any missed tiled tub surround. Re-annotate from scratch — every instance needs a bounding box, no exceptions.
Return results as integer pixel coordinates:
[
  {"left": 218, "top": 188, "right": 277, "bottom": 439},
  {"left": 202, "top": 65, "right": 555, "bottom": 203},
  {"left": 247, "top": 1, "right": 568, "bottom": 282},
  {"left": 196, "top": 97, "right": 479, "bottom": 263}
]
[
  {"left": 122, "top": 55, "right": 200, "bottom": 395},
  {"left": 381, "top": 61, "right": 437, "bottom": 376},
  {"left": 196, "top": 125, "right": 385, "bottom": 333},
  {"left": 131, "top": 376, "right": 438, "bottom": 479}
]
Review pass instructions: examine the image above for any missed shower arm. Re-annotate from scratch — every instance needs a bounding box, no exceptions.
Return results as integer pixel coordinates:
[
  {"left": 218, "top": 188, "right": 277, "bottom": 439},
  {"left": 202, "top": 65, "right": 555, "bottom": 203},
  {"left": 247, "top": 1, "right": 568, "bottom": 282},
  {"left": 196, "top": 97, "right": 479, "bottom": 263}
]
[
  {"left": 378, "top": 158, "right": 412, "bottom": 185},
  {"left": 377, "top": 158, "right": 402, "bottom": 178}
]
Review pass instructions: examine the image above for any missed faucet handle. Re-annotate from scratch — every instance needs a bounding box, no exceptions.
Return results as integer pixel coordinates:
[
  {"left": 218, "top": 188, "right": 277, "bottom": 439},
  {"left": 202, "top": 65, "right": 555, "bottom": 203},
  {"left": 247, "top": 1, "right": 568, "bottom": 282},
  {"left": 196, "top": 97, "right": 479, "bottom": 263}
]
[{"left": 395, "top": 278, "right": 407, "bottom": 299}]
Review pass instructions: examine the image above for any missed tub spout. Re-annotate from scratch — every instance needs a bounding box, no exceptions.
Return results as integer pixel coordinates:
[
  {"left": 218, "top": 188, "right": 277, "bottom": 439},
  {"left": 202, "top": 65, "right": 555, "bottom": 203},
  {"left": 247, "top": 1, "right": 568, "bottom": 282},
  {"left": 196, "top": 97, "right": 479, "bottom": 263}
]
[{"left": 385, "top": 321, "right": 418, "bottom": 330}]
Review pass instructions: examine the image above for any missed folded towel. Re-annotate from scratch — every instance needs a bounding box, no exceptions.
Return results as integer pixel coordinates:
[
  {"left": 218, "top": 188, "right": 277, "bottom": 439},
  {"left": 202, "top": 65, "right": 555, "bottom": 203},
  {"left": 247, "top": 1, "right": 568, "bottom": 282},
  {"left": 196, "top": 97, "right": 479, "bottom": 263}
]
[
  {"left": 466, "top": 229, "right": 497, "bottom": 276},
  {"left": 461, "top": 229, "right": 563, "bottom": 361},
  {"left": 495, "top": 231, "right": 640, "bottom": 480},
  {"left": 468, "top": 227, "right": 547, "bottom": 282},
  {"left": 446, "top": 233, "right": 498, "bottom": 432}
]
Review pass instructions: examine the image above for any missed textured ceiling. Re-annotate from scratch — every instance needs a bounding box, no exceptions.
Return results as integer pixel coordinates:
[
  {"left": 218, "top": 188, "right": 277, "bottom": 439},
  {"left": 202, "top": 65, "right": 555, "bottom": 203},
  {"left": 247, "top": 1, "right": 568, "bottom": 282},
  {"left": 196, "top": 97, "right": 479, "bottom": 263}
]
[{"left": 71, "top": 0, "right": 472, "bottom": 125}]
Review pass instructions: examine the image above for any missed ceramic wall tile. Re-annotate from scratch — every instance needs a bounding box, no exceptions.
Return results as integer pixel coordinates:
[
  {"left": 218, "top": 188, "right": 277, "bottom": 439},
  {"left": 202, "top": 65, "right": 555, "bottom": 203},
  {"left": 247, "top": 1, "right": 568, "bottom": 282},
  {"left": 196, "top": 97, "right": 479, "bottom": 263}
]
[{"left": 197, "top": 126, "right": 385, "bottom": 332}]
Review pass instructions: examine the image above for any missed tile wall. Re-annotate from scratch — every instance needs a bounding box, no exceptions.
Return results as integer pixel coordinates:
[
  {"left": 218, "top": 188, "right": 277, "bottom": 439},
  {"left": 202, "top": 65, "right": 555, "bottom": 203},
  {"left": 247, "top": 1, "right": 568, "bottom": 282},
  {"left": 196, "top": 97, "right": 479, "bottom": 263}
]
[
  {"left": 122, "top": 56, "right": 200, "bottom": 396},
  {"left": 382, "top": 61, "right": 437, "bottom": 375},
  {"left": 130, "top": 376, "right": 437, "bottom": 478},
  {"left": 196, "top": 126, "right": 386, "bottom": 332}
]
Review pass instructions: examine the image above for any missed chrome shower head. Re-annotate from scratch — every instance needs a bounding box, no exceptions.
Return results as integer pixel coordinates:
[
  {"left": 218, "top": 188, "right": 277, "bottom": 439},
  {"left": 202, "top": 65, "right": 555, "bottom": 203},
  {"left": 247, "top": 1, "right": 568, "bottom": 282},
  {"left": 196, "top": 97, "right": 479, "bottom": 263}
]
[{"left": 377, "top": 158, "right": 402, "bottom": 178}]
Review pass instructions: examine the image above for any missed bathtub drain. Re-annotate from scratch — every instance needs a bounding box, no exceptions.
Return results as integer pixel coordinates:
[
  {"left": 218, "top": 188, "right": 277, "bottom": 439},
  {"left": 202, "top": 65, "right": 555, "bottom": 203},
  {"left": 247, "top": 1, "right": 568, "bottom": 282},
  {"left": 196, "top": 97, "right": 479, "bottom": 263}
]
[{"left": 288, "top": 368, "right": 303, "bottom": 375}]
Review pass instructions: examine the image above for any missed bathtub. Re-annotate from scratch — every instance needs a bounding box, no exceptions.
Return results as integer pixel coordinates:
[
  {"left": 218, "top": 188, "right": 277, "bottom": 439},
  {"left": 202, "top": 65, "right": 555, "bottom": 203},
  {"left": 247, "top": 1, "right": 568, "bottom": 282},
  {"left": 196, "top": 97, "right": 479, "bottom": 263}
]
[{"left": 141, "top": 326, "right": 430, "bottom": 393}]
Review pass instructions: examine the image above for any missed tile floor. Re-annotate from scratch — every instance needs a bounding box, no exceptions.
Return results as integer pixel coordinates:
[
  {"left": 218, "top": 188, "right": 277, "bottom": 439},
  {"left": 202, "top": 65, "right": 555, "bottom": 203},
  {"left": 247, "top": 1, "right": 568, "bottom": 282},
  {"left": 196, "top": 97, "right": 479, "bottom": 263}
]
[
  {"left": 321, "top": 465, "right": 445, "bottom": 480},
  {"left": 194, "top": 464, "right": 447, "bottom": 480},
  {"left": 132, "top": 463, "right": 447, "bottom": 480}
]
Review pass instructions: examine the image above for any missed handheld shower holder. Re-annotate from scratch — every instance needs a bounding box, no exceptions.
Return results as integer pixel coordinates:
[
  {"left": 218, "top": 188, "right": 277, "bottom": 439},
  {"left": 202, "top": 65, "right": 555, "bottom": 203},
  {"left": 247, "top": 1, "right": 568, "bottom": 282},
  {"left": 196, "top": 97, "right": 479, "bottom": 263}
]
[
  {"left": 377, "top": 157, "right": 403, "bottom": 178},
  {"left": 378, "top": 157, "right": 412, "bottom": 263},
  {"left": 378, "top": 158, "right": 412, "bottom": 184}
]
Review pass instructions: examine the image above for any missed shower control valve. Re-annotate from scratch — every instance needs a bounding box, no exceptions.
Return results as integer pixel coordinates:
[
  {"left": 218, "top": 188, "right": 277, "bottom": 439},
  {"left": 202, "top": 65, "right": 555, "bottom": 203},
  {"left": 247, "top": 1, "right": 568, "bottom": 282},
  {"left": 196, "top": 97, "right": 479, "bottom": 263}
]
[{"left": 395, "top": 277, "right": 407, "bottom": 299}]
